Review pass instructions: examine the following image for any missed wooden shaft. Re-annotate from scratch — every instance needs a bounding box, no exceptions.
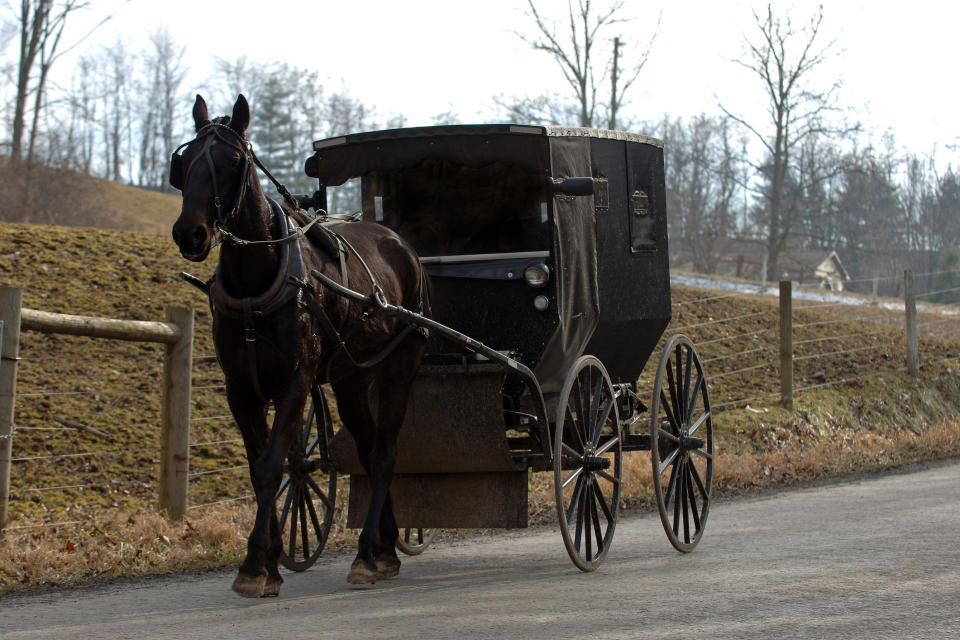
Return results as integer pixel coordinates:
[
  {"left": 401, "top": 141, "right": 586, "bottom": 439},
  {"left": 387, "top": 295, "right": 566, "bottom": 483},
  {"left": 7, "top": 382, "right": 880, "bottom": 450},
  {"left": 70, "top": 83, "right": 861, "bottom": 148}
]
[
  {"left": 20, "top": 308, "right": 181, "bottom": 344},
  {"left": 779, "top": 280, "right": 793, "bottom": 410},
  {"left": 0, "top": 287, "right": 23, "bottom": 530},
  {"left": 159, "top": 306, "right": 194, "bottom": 520}
]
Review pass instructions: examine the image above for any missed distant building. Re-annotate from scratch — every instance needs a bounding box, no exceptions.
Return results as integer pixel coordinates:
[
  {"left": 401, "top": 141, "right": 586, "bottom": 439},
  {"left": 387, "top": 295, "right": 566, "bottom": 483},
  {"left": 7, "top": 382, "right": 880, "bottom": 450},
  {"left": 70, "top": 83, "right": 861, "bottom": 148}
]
[
  {"left": 776, "top": 250, "right": 850, "bottom": 291},
  {"left": 679, "top": 240, "right": 851, "bottom": 291}
]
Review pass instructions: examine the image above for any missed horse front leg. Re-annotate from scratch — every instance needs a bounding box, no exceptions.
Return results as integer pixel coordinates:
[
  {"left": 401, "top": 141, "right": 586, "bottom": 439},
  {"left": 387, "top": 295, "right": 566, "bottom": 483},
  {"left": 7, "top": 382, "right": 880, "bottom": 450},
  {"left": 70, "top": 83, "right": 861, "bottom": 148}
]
[{"left": 230, "top": 381, "right": 308, "bottom": 598}]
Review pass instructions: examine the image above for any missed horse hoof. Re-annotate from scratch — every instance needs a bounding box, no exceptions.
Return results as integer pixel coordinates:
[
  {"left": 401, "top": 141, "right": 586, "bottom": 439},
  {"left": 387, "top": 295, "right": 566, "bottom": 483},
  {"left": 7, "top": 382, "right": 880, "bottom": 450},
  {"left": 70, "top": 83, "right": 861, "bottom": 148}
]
[
  {"left": 232, "top": 572, "right": 267, "bottom": 598},
  {"left": 261, "top": 575, "right": 283, "bottom": 597},
  {"left": 347, "top": 558, "right": 378, "bottom": 585},
  {"left": 375, "top": 553, "right": 401, "bottom": 579}
]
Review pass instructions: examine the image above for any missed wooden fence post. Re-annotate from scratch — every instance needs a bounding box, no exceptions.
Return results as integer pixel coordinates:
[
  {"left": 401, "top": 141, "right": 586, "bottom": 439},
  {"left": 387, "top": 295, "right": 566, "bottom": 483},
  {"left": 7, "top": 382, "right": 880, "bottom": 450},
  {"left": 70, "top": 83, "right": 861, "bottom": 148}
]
[
  {"left": 779, "top": 280, "right": 793, "bottom": 410},
  {"left": 0, "top": 287, "right": 23, "bottom": 530},
  {"left": 904, "top": 270, "right": 918, "bottom": 377},
  {"left": 159, "top": 306, "right": 194, "bottom": 520}
]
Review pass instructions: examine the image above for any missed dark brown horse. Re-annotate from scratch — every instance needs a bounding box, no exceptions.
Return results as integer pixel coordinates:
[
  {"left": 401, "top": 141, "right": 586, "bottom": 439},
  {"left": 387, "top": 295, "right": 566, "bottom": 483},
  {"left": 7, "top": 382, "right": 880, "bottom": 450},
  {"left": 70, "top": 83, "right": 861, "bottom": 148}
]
[{"left": 171, "top": 94, "right": 428, "bottom": 597}]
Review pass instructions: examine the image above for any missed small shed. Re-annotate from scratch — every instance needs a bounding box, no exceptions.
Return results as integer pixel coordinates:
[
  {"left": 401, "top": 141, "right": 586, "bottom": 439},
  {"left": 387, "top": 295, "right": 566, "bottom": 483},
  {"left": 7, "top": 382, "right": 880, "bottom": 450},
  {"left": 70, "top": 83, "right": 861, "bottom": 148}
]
[{"left": 779, "top": 250, "right": 850, "bottom": 291}]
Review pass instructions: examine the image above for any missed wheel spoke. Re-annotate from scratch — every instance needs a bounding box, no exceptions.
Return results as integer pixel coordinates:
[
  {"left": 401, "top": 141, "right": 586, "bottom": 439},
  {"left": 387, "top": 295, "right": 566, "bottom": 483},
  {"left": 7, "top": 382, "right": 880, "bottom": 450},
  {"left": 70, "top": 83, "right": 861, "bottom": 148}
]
[
  {"left": 688, "top": 409, "right": 710, "bottom": 437},
  {"left": 561, "top": 442, "right": 583, "bottom": 460},
  {"left": 574, "top": 378, "right": 588, "bottom": 449},
  {"left": 663, "top": 453, "right": 680, "bottom": 510},
  {"left": 299, "top": 490, "right": 310, "bottom": 559},
  {"left": 656, "top": 425, "right": 681, "bottom": 444},
  {"left": 665, "top": 356, "right": 681, "bottom": 427},
  {"left": 562, "top": 464, "right": 585, "bottom": 490},
  {"left": 566, "top": 473, "right": 587, "bottom": 525},
  {"left": 306, "top": 476, "right": 334, "bottom": 510},
  {"left": 288, "top": 485, "right": 300, "bottom": 559},
  {"left": 276, "top": 475, "right": 291, "bottom": 499},
  {"left": 304, "top": 435, "right": 320, "bottom": 457},
  {"left": 594, "top": 468, "right": 620, "bottom": 487},
  {"left": 685, "top": 374, "right": 704, "bottom": 430},
  {"left": 689, "top": 459, "right": 710, "bottom": 504},
  {"left": 682, "top": 345, "right": 694, "bottom": 423},
  {"left": 278, "top": 478, "right": 294, "bottom": 528},
  {"left": 680, "top": 462, "right": 691, "bottom": 544},
  {"left": 686, "top": 465, "right": 702, "bottom": 532},
  {"left": 304, "top": 485, "right": 324, "bottom": 539},
  {"left": 658, "top": 445, "right": 681, "bottom": 476},
  {"left": 588, "top": 374, "right": 605, "bottom": 443},
  {"left": 583, "top": 480, "right": 593, "bottom": 560},
  {"left": 672, "top": 460, "right": 684, "bottom": 537},
  {"left": 593, "top": 478, "right": 615, "bottom": 524},
  {"left": 566, "top": 411, "right": 585, "bottom": 452},
  {"left": 690, "top": 448, "right": 713, "bottom": 461},
  {"left": 659, "top": 388, "right": 680, "bottom": 434},
  {"left": 595, "top": 432, "right": 620, "bottom": 456},
  {"left": 590, "top": 480, "right": 604, "bottom": 554},
  {"left": 574, "top": 476, "right": 586, "bottom": 551}
]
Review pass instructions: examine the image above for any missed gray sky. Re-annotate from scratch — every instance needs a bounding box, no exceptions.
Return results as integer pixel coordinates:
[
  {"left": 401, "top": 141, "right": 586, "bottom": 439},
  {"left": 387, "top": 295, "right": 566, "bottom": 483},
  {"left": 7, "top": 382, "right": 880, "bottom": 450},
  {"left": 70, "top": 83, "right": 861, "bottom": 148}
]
[{"left": 47, "top": 0, "right": 960, "bottom": 165}]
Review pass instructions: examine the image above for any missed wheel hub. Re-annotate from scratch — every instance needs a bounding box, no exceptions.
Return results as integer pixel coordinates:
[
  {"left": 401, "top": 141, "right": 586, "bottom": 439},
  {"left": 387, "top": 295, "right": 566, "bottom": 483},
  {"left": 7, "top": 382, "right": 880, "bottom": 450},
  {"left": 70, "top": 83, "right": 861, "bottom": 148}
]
[{"left": 583, "top": 456, "right": 612, "bottom": 472}]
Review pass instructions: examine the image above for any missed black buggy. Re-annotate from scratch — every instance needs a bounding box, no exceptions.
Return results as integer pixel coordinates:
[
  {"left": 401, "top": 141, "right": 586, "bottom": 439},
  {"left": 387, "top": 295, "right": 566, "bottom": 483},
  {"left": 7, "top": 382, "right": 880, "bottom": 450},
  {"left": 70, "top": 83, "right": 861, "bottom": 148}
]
[{"left": 275, "top": 124, "right": 714, "bottom": 571}]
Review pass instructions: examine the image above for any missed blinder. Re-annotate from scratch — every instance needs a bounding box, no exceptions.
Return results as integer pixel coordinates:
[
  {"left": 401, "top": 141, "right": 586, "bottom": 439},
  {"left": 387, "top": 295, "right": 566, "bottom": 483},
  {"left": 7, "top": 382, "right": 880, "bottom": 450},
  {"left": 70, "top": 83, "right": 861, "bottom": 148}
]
[{"left": 169, "top": 150, "right": 184, "bottom": 190}]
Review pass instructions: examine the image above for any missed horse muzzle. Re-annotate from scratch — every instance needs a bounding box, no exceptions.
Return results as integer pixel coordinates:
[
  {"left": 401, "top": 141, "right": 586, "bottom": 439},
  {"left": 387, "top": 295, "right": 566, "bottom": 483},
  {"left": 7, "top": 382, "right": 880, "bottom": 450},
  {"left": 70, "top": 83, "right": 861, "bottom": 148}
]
[{"left": 172, "top": 221, "right": 212, "bottom": 262}]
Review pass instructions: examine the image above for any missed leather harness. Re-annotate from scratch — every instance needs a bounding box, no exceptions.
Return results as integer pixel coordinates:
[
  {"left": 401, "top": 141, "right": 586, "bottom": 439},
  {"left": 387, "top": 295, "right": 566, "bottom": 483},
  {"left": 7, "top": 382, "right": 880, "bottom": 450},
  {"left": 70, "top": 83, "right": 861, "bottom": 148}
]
[{"left": 176, "top": 122, "right": 425, "bottom": 405}]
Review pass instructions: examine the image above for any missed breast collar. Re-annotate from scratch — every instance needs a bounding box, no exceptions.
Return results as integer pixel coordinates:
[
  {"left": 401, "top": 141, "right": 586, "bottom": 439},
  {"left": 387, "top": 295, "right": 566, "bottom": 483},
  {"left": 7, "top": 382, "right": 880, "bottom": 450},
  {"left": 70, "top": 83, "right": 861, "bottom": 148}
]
[{"left": 207, "top": 198, "right": 307, "bottom": 325}]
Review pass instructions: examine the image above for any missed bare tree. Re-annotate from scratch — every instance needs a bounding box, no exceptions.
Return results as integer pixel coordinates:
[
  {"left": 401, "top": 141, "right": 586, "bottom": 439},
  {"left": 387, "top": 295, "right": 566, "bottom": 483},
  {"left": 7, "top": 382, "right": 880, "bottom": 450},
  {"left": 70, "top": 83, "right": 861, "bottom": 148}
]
[
  {"left": 515, "top": 0, "right": 658, "bottom": 128},
  {"left": 662, "top": 114, "right": 743, "bottom": 271},
  {"left": 10, "top": 0, "right": 112, "bottom": 164},
  {"left": 139, "top": 28, "right": 186, "bottom": 190},
  {"left": 720, "top": 3, "right": 849, "bottom": 275}
]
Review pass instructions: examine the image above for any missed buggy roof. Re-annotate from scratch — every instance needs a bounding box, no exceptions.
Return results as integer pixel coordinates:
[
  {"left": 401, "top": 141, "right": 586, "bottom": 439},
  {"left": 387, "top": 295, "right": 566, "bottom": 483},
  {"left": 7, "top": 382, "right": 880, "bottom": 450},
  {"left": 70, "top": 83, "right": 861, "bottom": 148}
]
[{"left": 304, "top": 124, "right": 662, "bottom": 186}]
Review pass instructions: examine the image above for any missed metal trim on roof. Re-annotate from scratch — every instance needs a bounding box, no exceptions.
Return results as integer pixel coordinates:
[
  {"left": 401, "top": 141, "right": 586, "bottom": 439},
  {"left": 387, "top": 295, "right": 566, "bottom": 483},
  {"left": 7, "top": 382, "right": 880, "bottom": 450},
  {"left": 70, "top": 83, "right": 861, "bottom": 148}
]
[{"left": 544, "top": 126, "right": 663, "bottom": 148}]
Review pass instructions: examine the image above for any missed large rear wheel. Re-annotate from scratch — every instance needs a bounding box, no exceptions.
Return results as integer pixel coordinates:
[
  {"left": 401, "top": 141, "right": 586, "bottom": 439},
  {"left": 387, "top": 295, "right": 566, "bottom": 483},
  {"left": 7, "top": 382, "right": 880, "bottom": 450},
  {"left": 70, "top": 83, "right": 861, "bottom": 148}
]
[
  {"left": 554, "top": 356, "right": 622, "bottom": 571},
  {"left": 650, "top": 334, "right": 714, "bottom": 552}
]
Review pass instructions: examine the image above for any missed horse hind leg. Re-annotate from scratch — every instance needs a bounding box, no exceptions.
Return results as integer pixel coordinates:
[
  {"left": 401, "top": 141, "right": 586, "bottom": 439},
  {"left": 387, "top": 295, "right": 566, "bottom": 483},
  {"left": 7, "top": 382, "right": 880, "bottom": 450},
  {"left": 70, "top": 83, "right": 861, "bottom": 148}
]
[
  {"left": 334, "top": 375, "right": 383, "bottom": 584},
  {"left": 357, "top": 338, "right": 426, "bottom": 584},
  {"left": 374, "top": 491, "right": 401, "bottom": 579}
]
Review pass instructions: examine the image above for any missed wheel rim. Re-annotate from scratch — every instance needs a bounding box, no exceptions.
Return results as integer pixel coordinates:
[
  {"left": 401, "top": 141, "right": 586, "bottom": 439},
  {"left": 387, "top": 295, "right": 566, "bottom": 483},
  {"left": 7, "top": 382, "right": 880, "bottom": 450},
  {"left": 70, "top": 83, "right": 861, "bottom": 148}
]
[
  {"left": 396, "top": 527, "right": 437, "bottom": 556},
  {"left": 277, "top": 386, "right": 337, "bottom": 572},
  {"left": 650, "top": 334, "right": 713, "bottom": 553},
  {"left": 554, "top": 356, "right": 622, "bottom": 571}
]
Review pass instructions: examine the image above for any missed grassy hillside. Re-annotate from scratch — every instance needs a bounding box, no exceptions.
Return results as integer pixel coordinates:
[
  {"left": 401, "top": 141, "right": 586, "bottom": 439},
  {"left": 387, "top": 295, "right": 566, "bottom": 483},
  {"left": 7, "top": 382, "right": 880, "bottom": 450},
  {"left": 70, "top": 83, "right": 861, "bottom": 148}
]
[
  {"left": 0, "top": 159, "right": 181, "bottom": 234},
  {"left": 1, "top": 220, "right": 958, "bottom": 592}
]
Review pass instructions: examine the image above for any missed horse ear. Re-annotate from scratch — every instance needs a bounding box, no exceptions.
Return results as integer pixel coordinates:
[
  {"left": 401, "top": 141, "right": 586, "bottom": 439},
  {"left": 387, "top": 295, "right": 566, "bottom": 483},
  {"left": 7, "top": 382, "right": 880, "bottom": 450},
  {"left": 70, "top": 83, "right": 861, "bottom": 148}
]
[
  {"left": 231, "top": 94, "right": 250, "bottom": 136},
  {"left": 193, "top": 95, "right": 210, "bottom": 132}
]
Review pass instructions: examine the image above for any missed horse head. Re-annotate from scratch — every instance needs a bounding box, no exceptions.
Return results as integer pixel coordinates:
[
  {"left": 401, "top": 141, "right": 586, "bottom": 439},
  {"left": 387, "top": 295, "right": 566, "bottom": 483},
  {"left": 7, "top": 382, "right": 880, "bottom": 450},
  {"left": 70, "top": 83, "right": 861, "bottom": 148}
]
[{"left": 171, "top": 94, "right": 252, "bottom": 262}]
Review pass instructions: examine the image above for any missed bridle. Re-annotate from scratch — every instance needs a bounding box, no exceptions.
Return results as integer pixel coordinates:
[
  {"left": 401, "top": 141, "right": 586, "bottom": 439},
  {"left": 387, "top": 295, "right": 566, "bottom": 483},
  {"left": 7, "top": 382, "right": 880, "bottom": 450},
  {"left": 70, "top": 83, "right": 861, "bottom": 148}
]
[
  {"left": 170, "top": 121, "right": 318, "bottom": 247},
  {"left": 171, "top": 121, "right": 253, "bottom": 232}
]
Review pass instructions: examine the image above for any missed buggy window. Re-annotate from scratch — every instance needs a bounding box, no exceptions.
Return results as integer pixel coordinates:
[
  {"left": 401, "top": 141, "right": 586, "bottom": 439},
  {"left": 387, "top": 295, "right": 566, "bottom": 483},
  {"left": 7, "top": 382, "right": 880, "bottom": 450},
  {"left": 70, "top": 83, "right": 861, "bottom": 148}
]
[{"left": 345, "top": 159, "right": 550, "bottom": 257}]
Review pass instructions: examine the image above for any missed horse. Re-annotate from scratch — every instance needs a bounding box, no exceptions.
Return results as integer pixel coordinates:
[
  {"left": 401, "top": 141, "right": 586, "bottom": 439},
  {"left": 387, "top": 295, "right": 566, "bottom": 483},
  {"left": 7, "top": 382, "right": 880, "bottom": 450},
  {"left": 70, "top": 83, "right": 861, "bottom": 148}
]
[{"left": 170, "top": 94, "right": 429, "bottom": 597}]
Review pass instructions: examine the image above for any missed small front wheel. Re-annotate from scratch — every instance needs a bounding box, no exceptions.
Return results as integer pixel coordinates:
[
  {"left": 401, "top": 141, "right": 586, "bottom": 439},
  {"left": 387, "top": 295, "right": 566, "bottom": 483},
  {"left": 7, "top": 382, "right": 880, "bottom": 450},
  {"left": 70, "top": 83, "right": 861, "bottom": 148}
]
[{"left": 554, "top": 355, "right": 622, "bottom": 571}]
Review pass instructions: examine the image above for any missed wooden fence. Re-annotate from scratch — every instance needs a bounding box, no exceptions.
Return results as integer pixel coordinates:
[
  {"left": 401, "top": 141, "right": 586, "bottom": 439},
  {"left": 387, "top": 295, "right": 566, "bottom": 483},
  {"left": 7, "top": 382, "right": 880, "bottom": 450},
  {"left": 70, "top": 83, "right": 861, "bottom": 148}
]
[{"left": 0, "top": 286, "right": 194, "bottom": 527}]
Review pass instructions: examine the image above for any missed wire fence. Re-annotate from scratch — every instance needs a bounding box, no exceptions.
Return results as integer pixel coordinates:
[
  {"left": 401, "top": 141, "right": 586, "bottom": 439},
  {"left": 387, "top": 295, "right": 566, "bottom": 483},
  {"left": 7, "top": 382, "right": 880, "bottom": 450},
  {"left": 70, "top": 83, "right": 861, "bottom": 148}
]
[
  {"left": 639, "top": 271, "right": 960, "bottom": 415},
  {"left": 3, "top": 269, "right": 959, "bottom": 535}
]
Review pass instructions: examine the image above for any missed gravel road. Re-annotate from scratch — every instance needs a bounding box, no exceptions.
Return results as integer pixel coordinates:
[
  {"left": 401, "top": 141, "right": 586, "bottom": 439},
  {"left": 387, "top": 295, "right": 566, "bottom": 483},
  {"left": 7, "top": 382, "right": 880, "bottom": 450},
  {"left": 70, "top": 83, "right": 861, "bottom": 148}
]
[{"left": 4, "top": 460, "right": 959, "bottom": 639}]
